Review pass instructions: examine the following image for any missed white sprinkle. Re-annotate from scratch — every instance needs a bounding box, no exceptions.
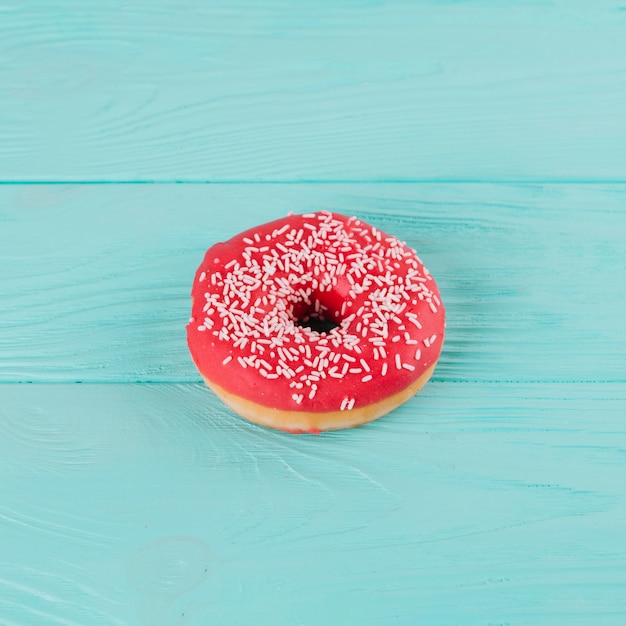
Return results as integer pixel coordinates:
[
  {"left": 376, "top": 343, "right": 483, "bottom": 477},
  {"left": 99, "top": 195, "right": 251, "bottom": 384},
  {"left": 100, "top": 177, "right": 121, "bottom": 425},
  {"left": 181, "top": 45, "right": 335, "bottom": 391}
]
[
  {"left": 424, "top": 336, "right": 432, "bottom": 347},
  {"left": 222, "top": 355, "right": 233, "bottom": 365},
  {"left": 381, "top": 362, "right": 388, "bottom": 376},
  {"left": 406, "top": 315, "right": 423, "bottom": 330},
  {"left": 415, "top": 349, "right": 421, "bottom": 360},
  {"left": 395, "top": 354, "right": 402, "bottom": 370},
  {"left": 361, "top": 374, "right": 373, "bottom": 383},
  {"left": 199, "top": 271, "right": 206, "bottom": 282},
  {"left": 402, "top": 363, "right": 415, "bottom": 371}
]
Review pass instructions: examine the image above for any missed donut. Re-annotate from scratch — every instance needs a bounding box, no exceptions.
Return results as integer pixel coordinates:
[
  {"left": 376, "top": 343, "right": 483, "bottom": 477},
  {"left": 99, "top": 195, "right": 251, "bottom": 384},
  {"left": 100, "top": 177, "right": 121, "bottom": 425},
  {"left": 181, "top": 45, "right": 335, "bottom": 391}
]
[{"left": 187, "top": 211, "right": 445, "bottom": 433}]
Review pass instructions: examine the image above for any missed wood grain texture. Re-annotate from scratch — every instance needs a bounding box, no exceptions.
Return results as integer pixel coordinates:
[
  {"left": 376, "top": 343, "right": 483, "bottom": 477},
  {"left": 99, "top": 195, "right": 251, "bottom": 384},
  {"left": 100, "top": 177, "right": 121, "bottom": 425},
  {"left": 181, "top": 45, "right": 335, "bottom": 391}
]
[
  {"left": 1, "top": 381, "right": 625, "bottom": 625},
  {"left": 2, "top": 1, "right": 626, "bottom": 181},
  {"left": 3, "top": 1, "right": 626, "bottom": 623},
  {"left": 1, "top": 183, "right": 625, "bottom": 383}
]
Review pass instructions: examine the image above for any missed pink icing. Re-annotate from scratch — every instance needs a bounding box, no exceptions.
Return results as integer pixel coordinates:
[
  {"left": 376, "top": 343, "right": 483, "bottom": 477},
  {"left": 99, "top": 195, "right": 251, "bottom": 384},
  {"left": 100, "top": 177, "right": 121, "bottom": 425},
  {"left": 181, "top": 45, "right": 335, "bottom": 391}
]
[{"left": 187, "top": 211, "right": 445, "bottom": 413}]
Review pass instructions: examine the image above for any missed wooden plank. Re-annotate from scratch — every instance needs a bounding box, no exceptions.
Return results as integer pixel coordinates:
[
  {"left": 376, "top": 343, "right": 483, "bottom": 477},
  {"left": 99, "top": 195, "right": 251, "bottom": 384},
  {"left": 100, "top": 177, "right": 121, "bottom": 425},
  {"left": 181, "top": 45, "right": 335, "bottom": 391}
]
[
  {"left": 1, "top": 183, "right": 625, "bottom": 383},
  {"left": 2, "top": 1, "right": 626, "bottom": 181},
  {"left": 1, "top": 381, "right": 625, "bottom": 624}
]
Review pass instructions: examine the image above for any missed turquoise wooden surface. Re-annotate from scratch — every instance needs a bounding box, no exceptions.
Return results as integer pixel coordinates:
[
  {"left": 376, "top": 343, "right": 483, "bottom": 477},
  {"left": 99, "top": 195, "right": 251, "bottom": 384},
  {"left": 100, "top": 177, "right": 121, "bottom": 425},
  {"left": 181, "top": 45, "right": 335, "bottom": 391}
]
[
  {"left": 2, "top": 1, "right": 626, "bottom": 182},
  {"left": 2, "top": 2, "right": 626, "bottom": 625},
  {"left": 2, "top": 183, "right": 626, "bottom": 384}
]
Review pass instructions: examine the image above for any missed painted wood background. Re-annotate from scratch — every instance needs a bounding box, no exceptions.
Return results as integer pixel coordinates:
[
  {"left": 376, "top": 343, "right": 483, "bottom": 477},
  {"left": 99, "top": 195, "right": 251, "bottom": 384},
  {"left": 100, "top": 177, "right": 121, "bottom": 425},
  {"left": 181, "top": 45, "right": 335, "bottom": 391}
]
[{"left": 1, "top": 2, "right": 625, "bottom": 625}]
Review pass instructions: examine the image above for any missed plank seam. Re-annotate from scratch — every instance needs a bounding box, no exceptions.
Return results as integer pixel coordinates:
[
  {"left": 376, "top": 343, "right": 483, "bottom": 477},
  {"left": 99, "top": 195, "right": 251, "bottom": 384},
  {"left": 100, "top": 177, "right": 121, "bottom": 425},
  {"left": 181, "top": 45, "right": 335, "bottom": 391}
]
[{"left": 3, "top": 180, "right": 626, "bottom": 185}]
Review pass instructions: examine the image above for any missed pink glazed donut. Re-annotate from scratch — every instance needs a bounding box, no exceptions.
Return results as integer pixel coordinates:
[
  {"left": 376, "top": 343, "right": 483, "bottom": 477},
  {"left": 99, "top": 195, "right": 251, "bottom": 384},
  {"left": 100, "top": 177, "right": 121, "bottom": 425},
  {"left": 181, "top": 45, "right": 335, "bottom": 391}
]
[{"left": 187, "top": 211, "right": 445, "bottom": 432}]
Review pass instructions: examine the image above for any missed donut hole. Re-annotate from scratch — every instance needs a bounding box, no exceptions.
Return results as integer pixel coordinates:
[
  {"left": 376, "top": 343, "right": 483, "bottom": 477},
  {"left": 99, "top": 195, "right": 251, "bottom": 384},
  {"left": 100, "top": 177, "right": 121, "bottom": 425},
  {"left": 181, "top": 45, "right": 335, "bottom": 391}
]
[
  {"left": 293, "top": 298, "right": 341, "bottom": 335},
  {"left": 296, "top": 311, "right": 340, "bottom": 334}
]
